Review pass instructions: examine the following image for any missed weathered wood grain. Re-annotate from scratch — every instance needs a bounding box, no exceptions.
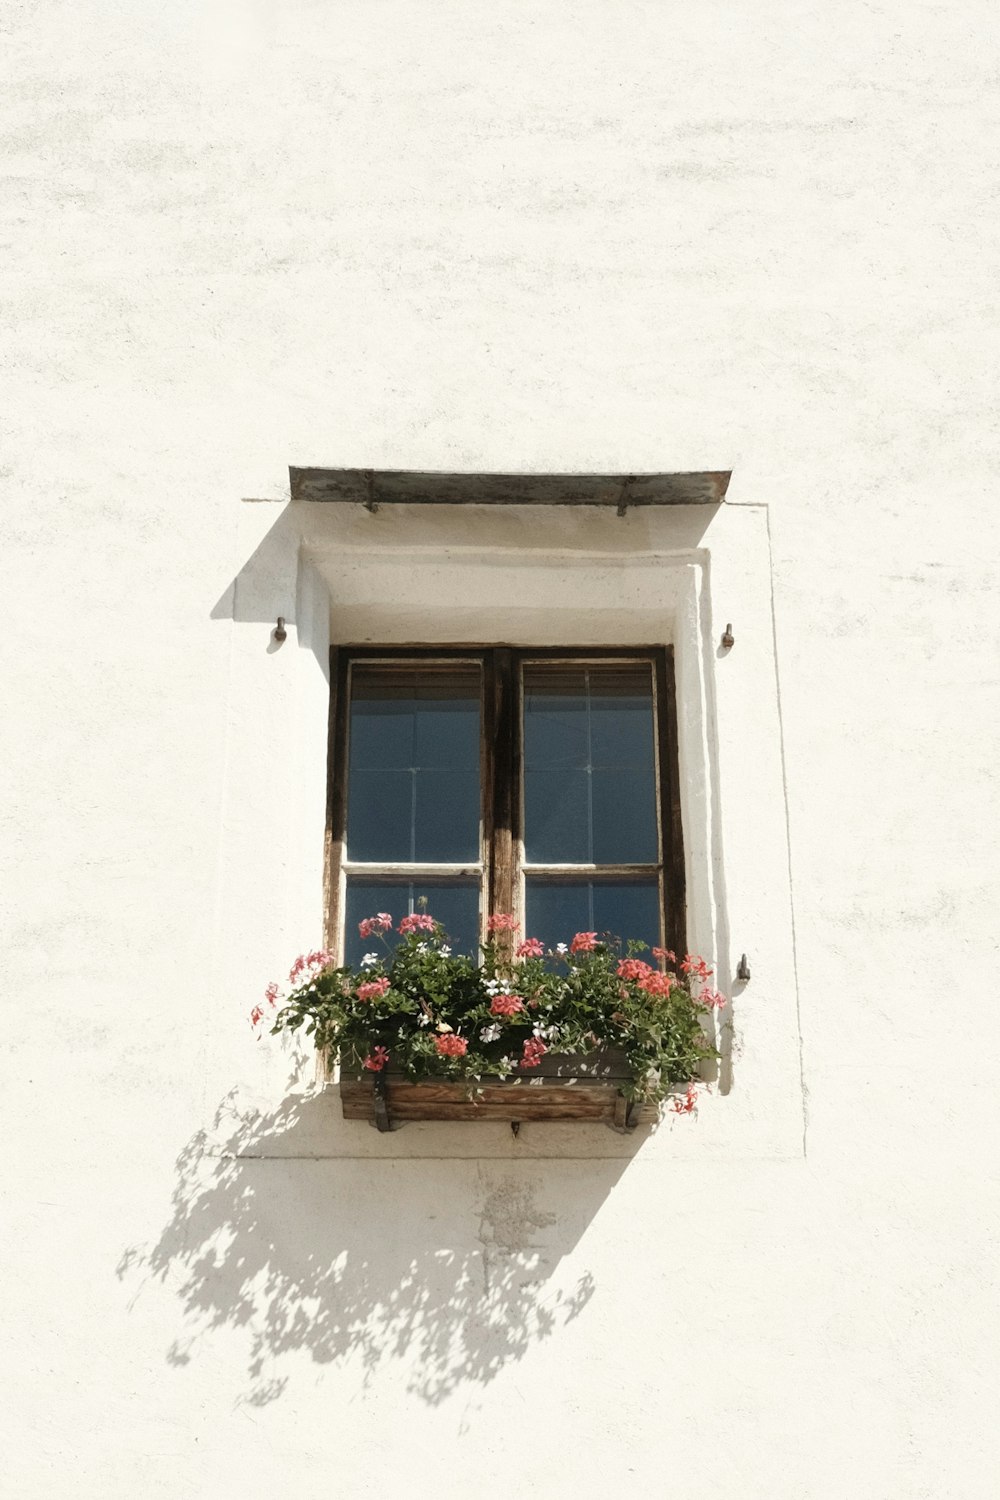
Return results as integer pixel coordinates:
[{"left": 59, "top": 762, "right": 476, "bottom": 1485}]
[
  {"left": 340, "top": 1071, "right": 659, "bottom": 1128},
  {"left": 290, "top": 467, "right": 730, "bottom": 509}
]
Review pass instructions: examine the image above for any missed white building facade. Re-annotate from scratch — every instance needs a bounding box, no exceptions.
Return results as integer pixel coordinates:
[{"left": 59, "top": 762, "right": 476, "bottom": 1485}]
[{"left": 4, "top": 3, "right": 998, "bottom": 1496}]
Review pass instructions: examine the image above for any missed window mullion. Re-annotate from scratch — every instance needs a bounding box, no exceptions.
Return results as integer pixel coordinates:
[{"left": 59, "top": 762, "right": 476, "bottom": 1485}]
[{"left": 488, "top": 647, "right": 516, "bottom": 922}]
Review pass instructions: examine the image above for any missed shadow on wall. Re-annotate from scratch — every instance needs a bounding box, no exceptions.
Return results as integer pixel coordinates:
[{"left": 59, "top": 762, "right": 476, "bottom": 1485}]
[
  {"left": 117, "top": 1087, "right": 637, "bottom": 1406},
  {"left": 211, "top": 501, "right": 303, "bottom": 625},
  {"left": 209, "top": 495, "right": 724, "bottom": 628}
]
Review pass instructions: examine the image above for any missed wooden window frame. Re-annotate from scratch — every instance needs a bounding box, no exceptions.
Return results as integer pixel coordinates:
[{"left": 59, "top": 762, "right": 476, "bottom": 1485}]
[{"left": 325, "top": 645, "right": 685, "bottom": 962}]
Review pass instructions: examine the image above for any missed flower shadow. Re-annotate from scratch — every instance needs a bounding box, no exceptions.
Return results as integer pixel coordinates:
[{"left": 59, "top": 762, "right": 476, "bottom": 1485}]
[{"left": 117, "top": 1088, "right": 638, "bottom": 1406}]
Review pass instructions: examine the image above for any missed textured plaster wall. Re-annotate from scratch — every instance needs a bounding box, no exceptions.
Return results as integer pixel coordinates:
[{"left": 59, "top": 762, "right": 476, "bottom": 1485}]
[{"left": 3, "top": 2, "right": 999, "bottom": 1497}]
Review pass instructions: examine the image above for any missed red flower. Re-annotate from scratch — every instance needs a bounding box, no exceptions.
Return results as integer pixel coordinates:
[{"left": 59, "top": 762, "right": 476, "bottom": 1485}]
[
  {"left": 617, "top": 958, "right": 653, "bottom": 982},
  {"left": 399, "top": 913, "right": 436, "bottom": 935},
  {"left": 637, "top": 970, "right": 674, "bottom": 998},
  {"left": 288, "top": 948, "right": 336, "bottom": 984},
  {"left": 569, "top": 931, "right": 598, "bottom": 954},
  {"left": 363, "top": 1046, "right": 390, "bottom": 1071},
  {"left": 700, "top": 987, "right": 726, "bottom": 1010},
  {"left": 264, "top": 981, "right": 280, "bottom": 1007},
  {"left": 356, "top": 977, "right": 390, "bottom": 1002},
  {"left": 490, "top": 993, "right": 525, "bottom": 1017},
  {"left": 652, "top": 946, "right": 676, "bottom": 965},
  {"left": 487, "top": 913, "right": 519, "bottom": 933},
  {"left": 249, "top": 1005, "right": 265, "bottom": 1029},
  {"left": 358, "top": 912, "right": 393, "bottom": 939},
  {"left": 435, "top": 1034, "right": 468, "bottom": 1058},
  {"left": 521, "top": 1037, "right": 548, "bottom": 1068},
  {"left": 680, "top": 953, "right": 712, "bottom": 980},
  {"left": 516, "top": 937, "right": 545, "bottom": 958},
  {"left": 670, "top": 1083, "right": 699, "bottom": 1115}
]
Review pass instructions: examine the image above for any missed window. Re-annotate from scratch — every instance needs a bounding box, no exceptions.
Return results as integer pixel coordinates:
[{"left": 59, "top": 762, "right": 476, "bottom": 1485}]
[{"left": 326, "top": 648, "right": 685, "bottom": 967}]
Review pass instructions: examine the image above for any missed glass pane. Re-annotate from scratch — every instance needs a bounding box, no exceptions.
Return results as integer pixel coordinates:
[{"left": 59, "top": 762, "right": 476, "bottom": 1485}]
[
  {"left": 522, "top": 664, "right": 658, "bottom": 864},
  {"left": 524, "top": 877, "right": 661, "bottom": 953},
  {"left": 344, "top": 879, "right": 481, "bottom": 967},
  {"left": 347, "top": 665, "right": 481, "bottom": 863},
  {"left": 520, "top": 769, "right": 590, "bottom": 863}
]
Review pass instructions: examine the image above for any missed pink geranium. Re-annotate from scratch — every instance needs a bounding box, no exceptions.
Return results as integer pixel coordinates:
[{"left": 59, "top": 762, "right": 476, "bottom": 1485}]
[
  {"left": 399, "top": 913, "right": 436, "bottom": 935},
  {"left": 617, "top": 958, "right": 653, "bottom": 982},
  {"left": 356, "top": 977, "right": 390, "bottom": 1002},
  {"left": 521, "top": 1037, "right": 548, "bottom": 1068},
  {"left": 670, "top": 1082, "right": 699, "bottom": 1115},
  {"left": 490, "top": 994, "right": 525, "bottom": 1018},
  {"left": 487, "top": 913, "right": 519, "bottom": 934},
  {"left": 652, "top": 946, "right": 676, "bottom": 965},
  {"left": 638, "top": 969, "right": 674, "bottom": 998},
  {"left": 363, "top": 1046, "right": 390, "bottom": 1071},
  {"left": 700, "top": 987, "right": 726, "bottom": 1010},
  {"left": 516, "top": 937, "right": 545, "bottom": 958},
  {"left": 435, "top": 1034, "right": 468, "bottom": 1058},
  {"left": 288, "top": 949, "right": 336, "bottom": 985},
  {"left": 680, "top": 953, "right": 712, "bottom": 980},
  {"left": 358, "top": 913, "right": 393, "bottom": 939},
  {"left": 569, "top": 931, "right": 599, "bottom": 954}
]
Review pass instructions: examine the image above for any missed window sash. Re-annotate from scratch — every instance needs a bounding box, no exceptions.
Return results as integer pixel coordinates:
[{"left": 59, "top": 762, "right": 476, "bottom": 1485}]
[
  {"left": 326, "top": 646, "right": 684, "bottom": 963},
  {"left": 518, "top": 654, "right": 666, "bottom": 950}
]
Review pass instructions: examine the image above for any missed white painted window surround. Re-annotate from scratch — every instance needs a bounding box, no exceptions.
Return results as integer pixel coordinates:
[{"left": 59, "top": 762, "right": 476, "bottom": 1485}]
[{"left": 220, "top": 499, "right": 804, "bottom": 1161}]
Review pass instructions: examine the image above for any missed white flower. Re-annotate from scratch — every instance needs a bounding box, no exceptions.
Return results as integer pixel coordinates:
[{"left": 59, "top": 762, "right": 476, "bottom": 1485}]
[
  {"left": 417, "top": 1013, "right": 431, "bottom": 1027},
  {"left": 480, "top": 1023, "right": 502, "bottom": 1043},
  {"left": 484, "top": 978, "right": 500, "bottom": 995},
  {"left": 556, "top": 943, "right": 568, "bottom": 955},
  {"left": 415, "top": 942, "right": 429, "bottom": 954},
  {"left": 439, "top": 945, "right": 452, "bottom": 957},
  {"left": 360, "top": 952, "right": 379, "bottom": 968}
]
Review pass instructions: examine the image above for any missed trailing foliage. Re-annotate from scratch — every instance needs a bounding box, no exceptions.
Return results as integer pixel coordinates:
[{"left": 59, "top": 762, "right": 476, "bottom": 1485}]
[{"left": 253, "top": 911, "right": 723, "bottom": 1109}]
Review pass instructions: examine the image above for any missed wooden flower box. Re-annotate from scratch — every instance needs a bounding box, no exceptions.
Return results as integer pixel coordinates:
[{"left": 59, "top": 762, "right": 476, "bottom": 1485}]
[{"left": 339, "top": 1048, "right": 659, "bottom": 1132}]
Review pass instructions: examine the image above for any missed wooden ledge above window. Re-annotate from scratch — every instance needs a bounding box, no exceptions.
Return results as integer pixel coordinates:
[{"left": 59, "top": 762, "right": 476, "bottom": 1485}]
[{"left": 289, "top": 467, "right": 731, "bottom": 513}]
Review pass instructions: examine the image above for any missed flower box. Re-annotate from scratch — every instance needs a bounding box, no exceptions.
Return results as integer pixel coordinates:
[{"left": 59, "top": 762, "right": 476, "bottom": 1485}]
[
  {"left": 257, "top": 911, "right": 719, "bottom": 1136},
  {"left": 339, "top": 1047, "right": 659, "bottom": 1132}
]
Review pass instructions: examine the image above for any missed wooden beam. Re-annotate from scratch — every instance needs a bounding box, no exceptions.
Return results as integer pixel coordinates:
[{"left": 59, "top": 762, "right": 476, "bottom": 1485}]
[{"left": 290, "top": 467, "right": 731, "bottom": 508}]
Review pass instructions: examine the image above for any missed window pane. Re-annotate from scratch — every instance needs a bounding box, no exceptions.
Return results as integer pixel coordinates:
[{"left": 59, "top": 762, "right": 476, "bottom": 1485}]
[
  {"left": 523, "top": 664, "right": 658, "bottom": 864},
  {"left": 524, "top": 877, "right": 661, "bottom": 953},
  {"left": 519, "top": 769, "right": 590, "bottom": 863},
  {"left": 344, "top": 879, "right": 481, "bottom": 966},
  {"left": 347, "top": 666, "right": 481, "bottom": 863}
]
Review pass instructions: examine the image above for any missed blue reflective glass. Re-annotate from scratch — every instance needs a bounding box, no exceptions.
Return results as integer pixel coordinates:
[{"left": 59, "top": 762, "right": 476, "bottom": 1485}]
[
  {"left": 524, "top": 878, "right": 661, "bottom": 953},
  {"left": 523, "top": 665, "right": 657, "bottom": 864},
  {"left": 521, "top": 769, "right": 590, "bottom": 862},
  {"left": 344, "top": 879, "right": 481, "bottom": 967},
  {"left": 347, "top": 666, "right": 481, "bottom": 863}
]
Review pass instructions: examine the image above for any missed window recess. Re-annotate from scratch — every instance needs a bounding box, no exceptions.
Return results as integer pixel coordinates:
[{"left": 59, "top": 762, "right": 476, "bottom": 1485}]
[{"left": 327, "top": 648, "right": 684, "bottom": 966}]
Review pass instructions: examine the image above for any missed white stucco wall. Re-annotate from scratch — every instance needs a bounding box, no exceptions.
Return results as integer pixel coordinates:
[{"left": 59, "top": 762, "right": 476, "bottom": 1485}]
[{"left": 4, "top": 2, "right": 999, "bottom": 1496}]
